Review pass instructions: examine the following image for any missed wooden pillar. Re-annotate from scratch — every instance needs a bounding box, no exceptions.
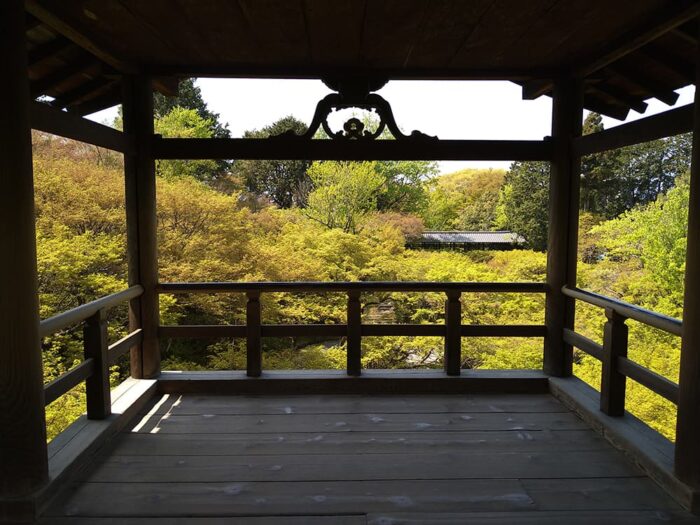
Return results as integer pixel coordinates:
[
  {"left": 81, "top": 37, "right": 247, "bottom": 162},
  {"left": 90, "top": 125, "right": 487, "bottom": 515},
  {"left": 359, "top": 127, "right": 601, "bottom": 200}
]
[
  {"left": 122, "top": 75, "right": 160, "bottom": 379},
  {"left": 675, "top": 53, "right": 700, "bottom": 489},
  {"left": 246, "top": 291, "right": 262, "bottom": 377},
  {"left": 0, "top": 0, "right": 49, "bottom": 499},
  {"left": 444, "top": 291, "right": 462, "bottom": 376},
  {"left": 544, "top": 77, "right": 583, "bottom": 377},
  {"left": 83, "top": 309, "right": 111, "bottom": 419},
  {"left": 600, "top": 308, "right": 628, "bottom": 416},
  {"left": 346, "top": 291, "right": 362, "bottom": 376}
]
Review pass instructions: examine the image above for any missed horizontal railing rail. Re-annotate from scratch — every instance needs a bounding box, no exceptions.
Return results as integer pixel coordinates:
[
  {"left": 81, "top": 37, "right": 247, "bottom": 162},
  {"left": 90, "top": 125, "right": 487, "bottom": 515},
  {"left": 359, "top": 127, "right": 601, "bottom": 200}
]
[
  {"left": 158, "top": 281, "right": 547, "bottom": 377},
  {"left": 158, "top": 281, "right": 548, "bottom": 293},
  {"left": 562, "top": 285, "right": 681, "bottom": 413},
  {"left": 40, "top": 286, "right": 144, "bottom": 417},
  {"left": 562, "top": 286, "right": 682, "bottom": 336}
]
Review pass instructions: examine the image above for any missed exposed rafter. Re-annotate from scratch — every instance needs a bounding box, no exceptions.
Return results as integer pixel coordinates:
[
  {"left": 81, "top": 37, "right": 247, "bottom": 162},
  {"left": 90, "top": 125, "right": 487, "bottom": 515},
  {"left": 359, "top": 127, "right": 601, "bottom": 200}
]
[
  {"left": 26, "top": 0, "right": 138, "bottom": 74},
  {"left": 605, "top": 63, "right": 680, "bottom": 106},
  {"left": 27, "top": 36, "right": 74, "bottom": 65},
  {"left": 521, "top": 1, "right": 700, "bottom": 102},
  {"left": 30, "top": 53, "right": 100, "bottom": 97}
]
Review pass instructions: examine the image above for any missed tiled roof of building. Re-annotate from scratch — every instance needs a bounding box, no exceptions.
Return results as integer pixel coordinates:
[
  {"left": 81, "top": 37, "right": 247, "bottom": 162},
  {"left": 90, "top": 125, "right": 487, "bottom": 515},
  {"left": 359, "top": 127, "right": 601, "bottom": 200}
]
[{"left": 420, "top": 231, "right": 526, "bottom": 245}]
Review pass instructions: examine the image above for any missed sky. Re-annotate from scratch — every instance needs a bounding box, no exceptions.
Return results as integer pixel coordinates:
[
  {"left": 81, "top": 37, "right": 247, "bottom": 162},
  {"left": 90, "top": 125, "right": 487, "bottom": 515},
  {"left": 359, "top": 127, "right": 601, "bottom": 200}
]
[{"left": 88, "top": 80, "right": 695, "bottom": 175}]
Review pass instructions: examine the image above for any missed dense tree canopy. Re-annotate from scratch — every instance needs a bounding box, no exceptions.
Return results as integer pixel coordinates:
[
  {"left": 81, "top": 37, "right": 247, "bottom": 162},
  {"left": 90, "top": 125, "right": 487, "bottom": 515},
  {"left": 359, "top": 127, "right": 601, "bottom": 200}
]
[{"left": 233, "top": 116, "right": 312, "bottom": 208}]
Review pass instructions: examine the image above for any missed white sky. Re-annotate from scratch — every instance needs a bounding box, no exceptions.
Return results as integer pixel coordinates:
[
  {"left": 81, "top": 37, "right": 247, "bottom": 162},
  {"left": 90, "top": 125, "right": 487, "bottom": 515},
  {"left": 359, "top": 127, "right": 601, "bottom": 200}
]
[{"left": 88, "top": 80, "right": 695, "bottom": 175}]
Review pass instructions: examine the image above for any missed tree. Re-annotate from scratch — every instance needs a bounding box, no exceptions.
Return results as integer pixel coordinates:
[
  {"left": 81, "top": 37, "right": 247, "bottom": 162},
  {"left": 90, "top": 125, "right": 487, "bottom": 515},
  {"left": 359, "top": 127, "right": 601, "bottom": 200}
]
[
  {"left": 234, "top": 116, "right": 312, "bottom": 208},
  {"left": 375, "top": 160, "right": 437, "bottom": 213},
  {"left": 422, "top": 168, "right": 506, "bottom": 230},
  {"left": 154, "top": 107, "right": 220, "bottom": 183},
  {"left": 154, "top": 78, "right": 230, "bottom": 139},
  {"left": 496, "top": 161, "right": 550, "bottom": 251},
  {"left": 304, "top": 161, "right": 384, "bottom": 233}
]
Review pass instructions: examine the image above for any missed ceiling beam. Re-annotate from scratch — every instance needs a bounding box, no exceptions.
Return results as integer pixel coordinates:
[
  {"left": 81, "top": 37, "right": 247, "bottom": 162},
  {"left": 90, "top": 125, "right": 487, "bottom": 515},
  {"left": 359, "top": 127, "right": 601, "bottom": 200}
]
[
  {"left": 582, "top": 95, "right": 630, "bottom": 121},
  {"left": 51, "top": 77, "right": 114, "bottom": 108},
  {"left": 30, "top": 54, "right": 101, "bottom": 97},
  {"left": 26, "top": 0, "right": 138, "bottom": 74},
  {"left": 27, "top": 36, "right": 74, "bottom": 65},
  {"left": 638, "top": 44, "right": 695, "bottom": 82},
  {"left": 523, "top": 2, "right": 700, "bottom": 98},
  {"left": 68, "top": 87, "right": 122, "bottom": 117},
  {"left": 587, "top": 84, "right": 648, "bottom": 114},
  {"left": 605, "top": 64, "right": 680, "bottom": 106}
]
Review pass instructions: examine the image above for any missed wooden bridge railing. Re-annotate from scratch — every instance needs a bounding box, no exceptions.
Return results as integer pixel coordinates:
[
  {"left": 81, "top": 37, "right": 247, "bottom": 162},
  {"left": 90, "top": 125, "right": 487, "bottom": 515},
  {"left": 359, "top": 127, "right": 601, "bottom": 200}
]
[
  {"left": 157, "top": 281, "right": 548, "bottom": 377},
  {"left": 562, "top": 285, "right": 682, "bottom": 413},
  {"left": 41, "top": 285, "right": 144, "bottom": 418}
]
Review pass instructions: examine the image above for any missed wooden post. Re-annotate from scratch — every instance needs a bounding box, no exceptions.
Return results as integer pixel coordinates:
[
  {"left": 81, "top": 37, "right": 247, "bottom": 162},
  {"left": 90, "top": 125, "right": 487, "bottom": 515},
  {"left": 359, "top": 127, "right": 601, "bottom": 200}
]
[
  {"left": 122, "top": 75, "right": 160, "bottom": 379},
  {"left": 675, "top": 47, "right": 700, "bottom": 489},
  {"left": 0, "top": 0, "right": 49, "bottom": 501},
  {"left": 600, "top": 308, "right": 628, "bottom": 416},
  {"left": 444, "top": 291, "right": 462, "bottom": 376},
  {"left": 246, "top": 291, "right": 262, "bottom": 377},
  {"left": 83, "top": 309, "right": 111, "bottom": 419},
  {"left": 544, "top": 77, "right": 583, "bottom": 377},
  {"left": 347, "top": 291, "right": 362, "bottom": 376}
]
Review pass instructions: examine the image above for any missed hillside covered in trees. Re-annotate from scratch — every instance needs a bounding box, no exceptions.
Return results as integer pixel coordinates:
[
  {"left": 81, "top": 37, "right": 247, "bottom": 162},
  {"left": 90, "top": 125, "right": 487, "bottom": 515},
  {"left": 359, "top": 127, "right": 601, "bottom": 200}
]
[{"left": 38, "top": 82, "right": 690, "bottom": 442}]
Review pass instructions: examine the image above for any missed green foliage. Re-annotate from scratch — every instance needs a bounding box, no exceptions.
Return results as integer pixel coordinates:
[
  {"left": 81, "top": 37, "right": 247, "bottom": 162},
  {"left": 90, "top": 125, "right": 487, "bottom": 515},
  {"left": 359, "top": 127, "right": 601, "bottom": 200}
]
[
  {"left": 423, "top": 168, "right": 506, "bottom": 230},
  {"left": 234, "top": 116, "right": 312, "bottom": 208},
  {"left": 154, "top": 107, "right": 220, "bottom": 182},
  {"left": 497, "top": 161, "right": 550, "bottom": 251},
  {"left": 304, "top": 161, "right": 384, "bottom": 233}
]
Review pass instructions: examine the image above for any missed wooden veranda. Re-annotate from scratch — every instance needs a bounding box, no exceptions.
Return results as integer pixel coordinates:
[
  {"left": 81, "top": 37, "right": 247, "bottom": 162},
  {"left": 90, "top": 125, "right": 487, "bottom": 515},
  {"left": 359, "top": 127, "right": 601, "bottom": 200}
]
[{"left": 3, "top": 1, "right": 700, "bottom": 523}]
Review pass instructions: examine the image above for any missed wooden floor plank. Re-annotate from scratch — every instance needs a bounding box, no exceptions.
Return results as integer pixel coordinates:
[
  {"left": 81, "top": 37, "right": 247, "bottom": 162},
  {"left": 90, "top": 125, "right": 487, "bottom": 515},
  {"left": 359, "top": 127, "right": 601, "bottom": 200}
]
[
  {"left": 141, "top": 393, "right": 568, "bottom": 416},
  {"left": 42, "top": 393, "right": 699, "bottom": 523},
  {"left": 37, "top": 514, "right": 700, "bottom": 525},
  {"left": 81, "top": 449, "right": 642, "bottom": 483},
  {"left": 365, "top": 511, "right": 700, "bottom": 524},
  {"left": 44, "top": 479, "right": 534, "bottom": 517},
  {"left": 111, "top": 429, "right": 608, "bottom": 456},
  {"left": 136, "top": 411, "right": 587, "bottom": 434},
  {"left": 522, "top": 478, "right": 681, "bottom": 511},
  {"left": 42, "top": 517, "right": 367, "bottom": 525}
]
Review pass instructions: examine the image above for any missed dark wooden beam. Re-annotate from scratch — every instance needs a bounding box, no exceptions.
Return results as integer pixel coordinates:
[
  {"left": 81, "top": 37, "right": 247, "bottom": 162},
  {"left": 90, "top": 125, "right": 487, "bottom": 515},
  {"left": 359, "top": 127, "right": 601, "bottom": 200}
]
[
  {"left": 575, "top": 2, "right": 700, "bottom": 79},
  {"left": 587, "top": 84, "right": 648, "bottom": 115},
  {"left": 122, "top": 76, "right": 160, "bottom": 379},
  {"left": 152, "top": 137, "right": 553, "bottom": 162},
  {"left": 30, "top": 54, "right": 100, "bottom": 96},
  {"left": 521, "top": 79, "right": 552, "bottom": 100},
  {"left": 50, "top": 77, "right": 113, "bottom": 108},
  {"left": 26, "top": 0, "right": 138, "bottom": 74},
  {"left": 582, "top": 95, "right": 630, "bottom": 121},
  {"left": 638, "top": 44, "right": 696, "bottom": 82},
  {"left": 25, "top": 13, "right": 42, "bottom": 32},
  {"left": 27, "top": 36, "right": 73, "bottom": 65},
  {"left": 30, "top": 101, "right": 134, "bottom": 153},
  {"left": 573, "top": 103, "right": 694, "bottom": 157},
  {"left": 148, "top": 64, "right": 557, "bottom": 82},
  {"left": 0, "top": 0, "right": 48, "bottom": 510},
  {"left": 67, "top": 87, "right": 121, "bottom": 117},
  {"left": 605, "top": 64, "right": 680, "bottom": 106},
  {"left": 671, "top": 26, "right": 699, "bottom": 46},
  {"left": 675, "top": 39, "right": 700, "bottom": 490},
  {"left": 525, "top": 2, "right": 700, "bottom": 99},
  {"left": 544, "top": 77, "right": 583, "bottom": 377}
]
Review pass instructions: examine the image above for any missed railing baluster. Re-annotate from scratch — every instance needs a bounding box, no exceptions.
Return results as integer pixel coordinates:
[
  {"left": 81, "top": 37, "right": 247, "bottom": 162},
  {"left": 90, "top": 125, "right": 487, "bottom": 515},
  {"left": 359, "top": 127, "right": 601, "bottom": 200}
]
[
  {"left": 600, "top": 307, "right": 628, "bottom": 416},
  {"left": 246, "top": 290, "right": 262, "bottom": 377},
  {"left": 83, "top": 308, "right": 111, "bottom": 419},
  {"left": 347, "top": 291, "right": 362, "bottom": 376},
  {"left": 444, "top": 290, "right": 462, "bottom": 376}
]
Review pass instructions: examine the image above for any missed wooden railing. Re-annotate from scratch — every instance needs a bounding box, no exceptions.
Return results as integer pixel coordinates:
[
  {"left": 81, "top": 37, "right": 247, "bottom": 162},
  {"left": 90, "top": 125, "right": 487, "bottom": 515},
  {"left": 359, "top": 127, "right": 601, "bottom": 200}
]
[
  {"left": 157, "top": 281, "right": 548, "bottom": 377},
  {"left": 562, "top": 286, "right": 681, "bottom": 412},
  {"left": 41, "top": 285, "right": 144, "bottom": 418}
]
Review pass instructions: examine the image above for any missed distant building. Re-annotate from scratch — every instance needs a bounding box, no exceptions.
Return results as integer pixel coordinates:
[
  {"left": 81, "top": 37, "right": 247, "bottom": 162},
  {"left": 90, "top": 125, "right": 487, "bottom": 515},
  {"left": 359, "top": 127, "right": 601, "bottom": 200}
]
[{"left": 410, "top": 231, "right": 526, "bottom": 251}]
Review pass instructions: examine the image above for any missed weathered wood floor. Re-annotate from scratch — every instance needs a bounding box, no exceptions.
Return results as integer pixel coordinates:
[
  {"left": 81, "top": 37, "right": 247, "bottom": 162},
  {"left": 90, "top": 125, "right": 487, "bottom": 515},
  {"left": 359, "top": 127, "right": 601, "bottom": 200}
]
[{"left": 42, "top": 394, "right": 700, "bottom": 524}]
